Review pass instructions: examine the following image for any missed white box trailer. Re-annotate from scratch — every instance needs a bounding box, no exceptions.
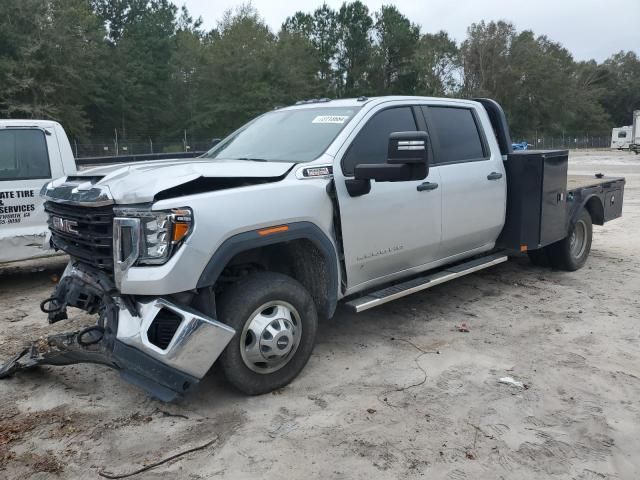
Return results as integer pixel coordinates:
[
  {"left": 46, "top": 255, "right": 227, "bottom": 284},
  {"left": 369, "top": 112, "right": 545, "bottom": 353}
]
[
  {"left": 631, "top": 110, "right": 640, "bottom": 154},
  {"left": 0, "top": 120, "right": 78, "bottom": 263},
  {"left": 611, "top": 126, "right": 632, "bottom": 149}
]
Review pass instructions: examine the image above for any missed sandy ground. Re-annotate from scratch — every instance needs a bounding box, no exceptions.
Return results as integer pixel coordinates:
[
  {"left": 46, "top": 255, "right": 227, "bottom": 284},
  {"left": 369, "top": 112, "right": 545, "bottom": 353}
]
[{"left": 0, "top": 149, "right": 639, "bottom": 480}]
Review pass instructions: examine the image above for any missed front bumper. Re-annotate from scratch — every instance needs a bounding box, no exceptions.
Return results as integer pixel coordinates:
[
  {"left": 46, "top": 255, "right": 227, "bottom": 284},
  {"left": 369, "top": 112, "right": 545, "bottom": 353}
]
[{"left": 0, "top": 262, "right": 235, "bottom": 401}]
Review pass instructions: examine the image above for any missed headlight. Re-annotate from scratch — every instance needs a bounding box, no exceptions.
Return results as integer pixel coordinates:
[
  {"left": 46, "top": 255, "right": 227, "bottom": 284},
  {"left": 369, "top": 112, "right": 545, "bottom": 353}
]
[{"left": 115, "top": 207, "right": 193, "bottom": 265}]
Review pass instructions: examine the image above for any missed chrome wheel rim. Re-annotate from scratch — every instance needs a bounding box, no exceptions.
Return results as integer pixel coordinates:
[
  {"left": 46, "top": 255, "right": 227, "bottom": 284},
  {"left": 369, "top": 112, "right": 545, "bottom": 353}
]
[
  {"left": 569, "top": 219, "right": 587, "bottom": 259},
  {"left": 240, "top": 301, "right": 302, "bottom": 374}
]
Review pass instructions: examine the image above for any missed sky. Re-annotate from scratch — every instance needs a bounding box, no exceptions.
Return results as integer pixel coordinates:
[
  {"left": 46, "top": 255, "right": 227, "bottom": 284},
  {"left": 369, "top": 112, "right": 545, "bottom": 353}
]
[{"left": 179, "top": 0, "right": 639, "bottom": 62}]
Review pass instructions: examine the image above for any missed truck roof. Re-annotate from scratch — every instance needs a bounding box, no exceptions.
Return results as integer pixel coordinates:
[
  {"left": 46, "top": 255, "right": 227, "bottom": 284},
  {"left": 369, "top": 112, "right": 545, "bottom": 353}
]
[
  {"left": 0, "top": 119, "right": 61, "bottom": 128},
  {"left": 281, "top": 96, "right": 480, "bottom": 110}
]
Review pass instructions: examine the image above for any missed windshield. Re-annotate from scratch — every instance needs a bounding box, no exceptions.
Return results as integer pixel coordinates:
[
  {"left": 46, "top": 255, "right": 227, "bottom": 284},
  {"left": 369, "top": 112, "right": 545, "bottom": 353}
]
[{"left": 203, "top": 106, "right": 360, "bottom": 163}]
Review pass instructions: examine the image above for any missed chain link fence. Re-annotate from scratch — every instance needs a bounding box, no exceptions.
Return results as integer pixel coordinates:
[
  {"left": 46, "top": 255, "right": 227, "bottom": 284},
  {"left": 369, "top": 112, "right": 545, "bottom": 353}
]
[
  {"left": 510, "top": 135, "right": 611, "bottom": 150},
  {"left": 72, "top": 139, "right": 216, "bottom": 159},
  {"left": 73, "top": 134, "right": 614, "bottom": 159}
]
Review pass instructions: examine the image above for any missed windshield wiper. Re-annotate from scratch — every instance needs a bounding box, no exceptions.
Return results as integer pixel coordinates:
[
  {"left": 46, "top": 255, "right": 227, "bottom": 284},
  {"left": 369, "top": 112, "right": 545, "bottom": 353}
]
[{"left": 235, "top": 157, "right": 268, "bottom": 162}]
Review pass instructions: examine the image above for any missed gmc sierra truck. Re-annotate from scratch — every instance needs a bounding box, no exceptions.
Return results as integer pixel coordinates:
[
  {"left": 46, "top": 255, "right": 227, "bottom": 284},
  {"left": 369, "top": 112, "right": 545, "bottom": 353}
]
[{"left": 0, "top": 97, "right": 625, "bottom": 401}]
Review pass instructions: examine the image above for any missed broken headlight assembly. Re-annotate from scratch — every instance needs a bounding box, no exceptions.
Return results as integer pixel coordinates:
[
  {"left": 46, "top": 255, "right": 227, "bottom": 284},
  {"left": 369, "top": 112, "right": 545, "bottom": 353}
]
[{"left": 114, "top": 207, "right": 193, "bottom": 266}]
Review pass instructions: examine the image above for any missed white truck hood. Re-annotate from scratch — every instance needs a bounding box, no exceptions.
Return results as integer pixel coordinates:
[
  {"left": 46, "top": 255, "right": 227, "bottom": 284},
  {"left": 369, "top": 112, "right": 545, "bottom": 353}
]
[{"left": 45, "top": 158, "right": 295, "bottom": 205}]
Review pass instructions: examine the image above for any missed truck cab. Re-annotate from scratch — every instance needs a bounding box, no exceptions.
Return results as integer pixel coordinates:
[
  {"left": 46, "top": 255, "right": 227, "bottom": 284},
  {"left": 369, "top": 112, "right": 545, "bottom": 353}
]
[
  {"left": 0, "top": 120, "right": 77, "bottom": 263},
  {"left": 0, "top": 97, "right": 625, "bottom": 401},
  {"left": 330, "top": 98, "right": 506, "bottom": 293}
]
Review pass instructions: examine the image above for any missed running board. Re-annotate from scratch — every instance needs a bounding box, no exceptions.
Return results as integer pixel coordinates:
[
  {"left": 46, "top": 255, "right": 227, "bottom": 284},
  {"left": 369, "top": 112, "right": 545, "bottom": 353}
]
[{"left": 345, "top": 253, "right": 508, "bottom": 313}]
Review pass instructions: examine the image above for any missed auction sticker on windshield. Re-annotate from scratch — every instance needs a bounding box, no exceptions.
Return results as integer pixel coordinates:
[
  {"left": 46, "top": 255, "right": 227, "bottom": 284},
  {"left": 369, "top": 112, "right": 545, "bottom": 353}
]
[{"left": 312, "top": 115, "right": 349, "bottom": 124}]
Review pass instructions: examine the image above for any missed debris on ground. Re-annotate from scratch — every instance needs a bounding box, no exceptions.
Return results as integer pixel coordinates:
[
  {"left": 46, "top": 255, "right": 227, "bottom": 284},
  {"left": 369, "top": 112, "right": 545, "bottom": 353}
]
[
  {"left": 454, "top": 322, "right": 470, "bottom": 332},
  {"left": 98, "top": 436, "right": 219, "bottom": 479},
  {"left": 498, "top": 376, "right": 529, "bottom": 389},
  {"left": 24, "top": 451, "right": 64, "bottom": 474}
]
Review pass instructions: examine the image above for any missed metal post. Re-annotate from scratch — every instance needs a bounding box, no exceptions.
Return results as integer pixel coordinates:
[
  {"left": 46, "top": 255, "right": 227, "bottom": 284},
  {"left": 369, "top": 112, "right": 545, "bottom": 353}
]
[
  {"left": 74, "top": 139, "right": 78, "bottom": 159},
  {"left": 183, "top": 129, "right": 187, "bottom": 152},
  {"left": 114, "top": 128, "right": 119, "bottom": 156},
  {"left": 149, "top": 137, "right": 153, "bottom": 154}
]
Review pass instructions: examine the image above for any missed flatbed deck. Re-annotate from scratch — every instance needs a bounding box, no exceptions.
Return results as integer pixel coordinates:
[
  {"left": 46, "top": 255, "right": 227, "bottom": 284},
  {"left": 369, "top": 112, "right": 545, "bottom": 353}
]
[{"left": 567, "top": 174, "right": 625, "bottom": 192}]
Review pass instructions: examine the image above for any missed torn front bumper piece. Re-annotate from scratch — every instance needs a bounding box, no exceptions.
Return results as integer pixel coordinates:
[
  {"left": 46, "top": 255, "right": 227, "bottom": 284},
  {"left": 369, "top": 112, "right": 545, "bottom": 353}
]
[{"left": 0, "top": 262, "right": 236, "bottom": 401}]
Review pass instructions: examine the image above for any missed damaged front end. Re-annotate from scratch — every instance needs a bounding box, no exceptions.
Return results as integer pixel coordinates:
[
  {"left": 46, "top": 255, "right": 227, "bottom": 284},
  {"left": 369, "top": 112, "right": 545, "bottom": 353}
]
[{"left": 0, "top": 262, "right": 235, "bottom": 401}]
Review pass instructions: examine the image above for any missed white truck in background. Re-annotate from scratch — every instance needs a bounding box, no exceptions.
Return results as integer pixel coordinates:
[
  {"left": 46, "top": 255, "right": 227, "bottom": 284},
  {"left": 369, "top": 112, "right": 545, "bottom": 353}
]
[
  {"left": 0, "top": 120, "right": 78, "bottom": 263},
  {"left": 610, "top": 125, "right": 632, "bottom": 150}
]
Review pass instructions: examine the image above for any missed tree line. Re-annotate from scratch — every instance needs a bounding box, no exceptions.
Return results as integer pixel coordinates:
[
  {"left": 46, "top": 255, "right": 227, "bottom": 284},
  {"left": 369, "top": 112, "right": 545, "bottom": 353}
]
[{"left": 0, "top": 0, "right": 638, "bottom": 143}]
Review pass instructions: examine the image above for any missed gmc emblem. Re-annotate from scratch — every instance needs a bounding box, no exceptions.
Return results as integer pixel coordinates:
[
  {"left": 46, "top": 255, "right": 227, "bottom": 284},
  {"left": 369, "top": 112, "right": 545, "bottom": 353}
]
[{"left": 52, "top": 216, "right": 79, "bottom": 235}]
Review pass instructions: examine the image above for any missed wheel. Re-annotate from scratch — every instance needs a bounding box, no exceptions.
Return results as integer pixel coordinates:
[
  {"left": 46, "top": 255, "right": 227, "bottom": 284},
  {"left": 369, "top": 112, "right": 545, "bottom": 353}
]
[
  {"left": 217, "top": 272, "right": 318, "bottom": 395},
  {"left": 546, "top": 208, "right": 593, "bottom": 271},
  {"left": 527, "top": 249, "right": 548, "bottom": 267}
]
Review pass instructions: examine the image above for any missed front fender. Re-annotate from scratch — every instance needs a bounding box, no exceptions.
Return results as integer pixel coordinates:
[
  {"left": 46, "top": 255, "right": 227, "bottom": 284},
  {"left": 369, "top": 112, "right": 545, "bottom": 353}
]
[{"left": 196, "top": 221, "right": 340, "bottom": 318}]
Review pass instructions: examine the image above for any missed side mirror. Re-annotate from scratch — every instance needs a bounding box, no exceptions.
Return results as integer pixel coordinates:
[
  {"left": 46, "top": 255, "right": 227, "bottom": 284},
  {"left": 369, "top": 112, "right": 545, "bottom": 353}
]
[
  {"left": 352, "top": 131, "right": 429, "bottom": 183},
  {"left": 387, "top": 131, "right": 429, "bottom": 166},
  {"left": 211, "top": 138, "right": 222, "bottom": 147}
]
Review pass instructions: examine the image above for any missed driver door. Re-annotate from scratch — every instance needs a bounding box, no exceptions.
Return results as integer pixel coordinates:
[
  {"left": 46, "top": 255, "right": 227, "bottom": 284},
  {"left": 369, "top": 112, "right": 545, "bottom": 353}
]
[{"left": 333, "top": 105, "right": 442, "bottom": 293}]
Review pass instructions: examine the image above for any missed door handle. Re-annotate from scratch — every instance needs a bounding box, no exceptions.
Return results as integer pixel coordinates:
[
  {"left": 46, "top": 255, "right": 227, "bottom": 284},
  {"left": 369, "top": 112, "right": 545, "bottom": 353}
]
[
  {"left": 487, "top": 172, "right": 503, "bottom": 180},
  {"left": 417, "top": 182, "right": 438, "bottom": 192}
]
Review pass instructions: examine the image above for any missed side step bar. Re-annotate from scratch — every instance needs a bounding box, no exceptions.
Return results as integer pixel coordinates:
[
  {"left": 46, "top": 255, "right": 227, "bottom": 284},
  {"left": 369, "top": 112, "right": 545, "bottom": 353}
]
[{"left": 345, "top": 253, "right": 508, "bottom": 313}]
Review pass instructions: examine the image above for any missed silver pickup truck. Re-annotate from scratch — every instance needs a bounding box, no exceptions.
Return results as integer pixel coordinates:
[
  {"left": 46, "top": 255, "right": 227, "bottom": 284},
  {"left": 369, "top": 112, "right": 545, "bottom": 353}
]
[{"left": 1, "top": 96, "right": 625, "bottom": 401}]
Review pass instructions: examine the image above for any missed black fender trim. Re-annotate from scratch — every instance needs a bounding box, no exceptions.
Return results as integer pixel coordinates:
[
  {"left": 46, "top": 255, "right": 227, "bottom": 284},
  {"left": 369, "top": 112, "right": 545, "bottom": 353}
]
[
  {"left": 196, "top": 222, "right": 339, "bottom": 318},
  {"left": 572, "top": 192, "right": 603, "bottom": 225}
]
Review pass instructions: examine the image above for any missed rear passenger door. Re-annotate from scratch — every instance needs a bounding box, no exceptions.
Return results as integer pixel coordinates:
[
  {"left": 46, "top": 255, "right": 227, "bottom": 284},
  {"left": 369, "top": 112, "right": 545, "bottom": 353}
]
[{"left": 422, "top": 105, "right": 506, "bottom": 258}]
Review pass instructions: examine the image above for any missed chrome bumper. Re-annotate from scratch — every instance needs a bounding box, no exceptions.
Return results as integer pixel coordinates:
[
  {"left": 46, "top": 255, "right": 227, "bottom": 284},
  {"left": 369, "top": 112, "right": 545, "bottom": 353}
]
[{"left": 117, "top": 298, "right": 235, "bottom": 379}]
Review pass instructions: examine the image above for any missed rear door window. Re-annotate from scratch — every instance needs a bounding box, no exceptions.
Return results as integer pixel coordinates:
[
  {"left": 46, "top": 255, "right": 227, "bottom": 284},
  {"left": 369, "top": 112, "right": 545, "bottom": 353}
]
[
  {"left": 0, "top": 129, "right": 51, "bottom": 180},
  {"left": 424, "top": 107, "right": 486, "bottom": 164}
]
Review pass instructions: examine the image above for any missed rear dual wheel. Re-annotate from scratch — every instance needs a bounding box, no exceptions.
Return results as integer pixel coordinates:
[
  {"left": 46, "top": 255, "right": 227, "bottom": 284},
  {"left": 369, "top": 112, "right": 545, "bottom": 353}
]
[{"left": 528, "top": 208, "right": 593, "bottom": 271}]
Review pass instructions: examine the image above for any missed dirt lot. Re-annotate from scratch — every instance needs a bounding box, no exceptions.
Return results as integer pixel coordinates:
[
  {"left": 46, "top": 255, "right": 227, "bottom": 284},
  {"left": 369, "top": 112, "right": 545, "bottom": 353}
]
[{"left": 1, "top": 149, "right": 639, "bottom": 480}]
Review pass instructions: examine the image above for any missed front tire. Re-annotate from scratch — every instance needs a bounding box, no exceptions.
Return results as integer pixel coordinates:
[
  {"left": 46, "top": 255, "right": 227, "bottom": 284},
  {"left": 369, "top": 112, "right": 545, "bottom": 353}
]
[
  {"left": 546, "top": 208, "right": 593, "bottom": 271},
  {"left": 217, "top": 272, "right": 318, "bottom": 395}
]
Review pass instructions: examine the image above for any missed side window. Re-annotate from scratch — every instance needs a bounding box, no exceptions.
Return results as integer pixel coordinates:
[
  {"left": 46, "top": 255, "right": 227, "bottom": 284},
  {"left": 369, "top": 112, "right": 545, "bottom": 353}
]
[
  {"left": 0, "top": 129, "right": 51, "bottom": 180},
  {"left": 342, "top": 107, "right": 417, "bottom": 175},
  {"left": 618, "top": 131, "right": 627, "bottom": 138},
  {"left": 427, "top": 107, "right": 486, "bottom": 164}
]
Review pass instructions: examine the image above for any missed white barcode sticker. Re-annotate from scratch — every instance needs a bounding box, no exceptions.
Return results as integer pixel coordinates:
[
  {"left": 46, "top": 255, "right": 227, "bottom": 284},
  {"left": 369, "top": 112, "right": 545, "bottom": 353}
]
[{"left": 312, "top": 115, "right": 349, "bottom": 124}]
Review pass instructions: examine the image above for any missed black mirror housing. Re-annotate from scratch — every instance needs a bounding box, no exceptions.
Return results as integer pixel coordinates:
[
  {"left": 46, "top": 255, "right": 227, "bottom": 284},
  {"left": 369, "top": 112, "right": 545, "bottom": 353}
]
[
  {"left": 352, "top": 131, "right": 429, "bottom": 185},
  {"left": 387, "top": 131, "right": 429, "bottom": 165}
]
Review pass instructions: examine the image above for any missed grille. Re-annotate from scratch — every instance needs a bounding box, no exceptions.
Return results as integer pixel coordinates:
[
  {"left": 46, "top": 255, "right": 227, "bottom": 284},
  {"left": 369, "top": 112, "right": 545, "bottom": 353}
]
[{"left": 45, "top": 201, "right": 114, "bottom": 270}]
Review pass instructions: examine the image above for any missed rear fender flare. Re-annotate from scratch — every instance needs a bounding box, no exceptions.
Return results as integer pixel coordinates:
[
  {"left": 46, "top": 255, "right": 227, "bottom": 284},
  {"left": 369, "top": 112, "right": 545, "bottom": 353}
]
[{"left": 571, "top": 192, "right": 604, "bottom": 226}]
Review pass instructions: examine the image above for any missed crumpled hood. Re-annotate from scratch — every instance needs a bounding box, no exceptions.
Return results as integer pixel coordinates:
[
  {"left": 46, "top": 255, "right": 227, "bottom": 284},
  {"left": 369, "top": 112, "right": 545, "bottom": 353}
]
[{"left": 47, "top": 158, "right": 295, "bottom": 204}]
